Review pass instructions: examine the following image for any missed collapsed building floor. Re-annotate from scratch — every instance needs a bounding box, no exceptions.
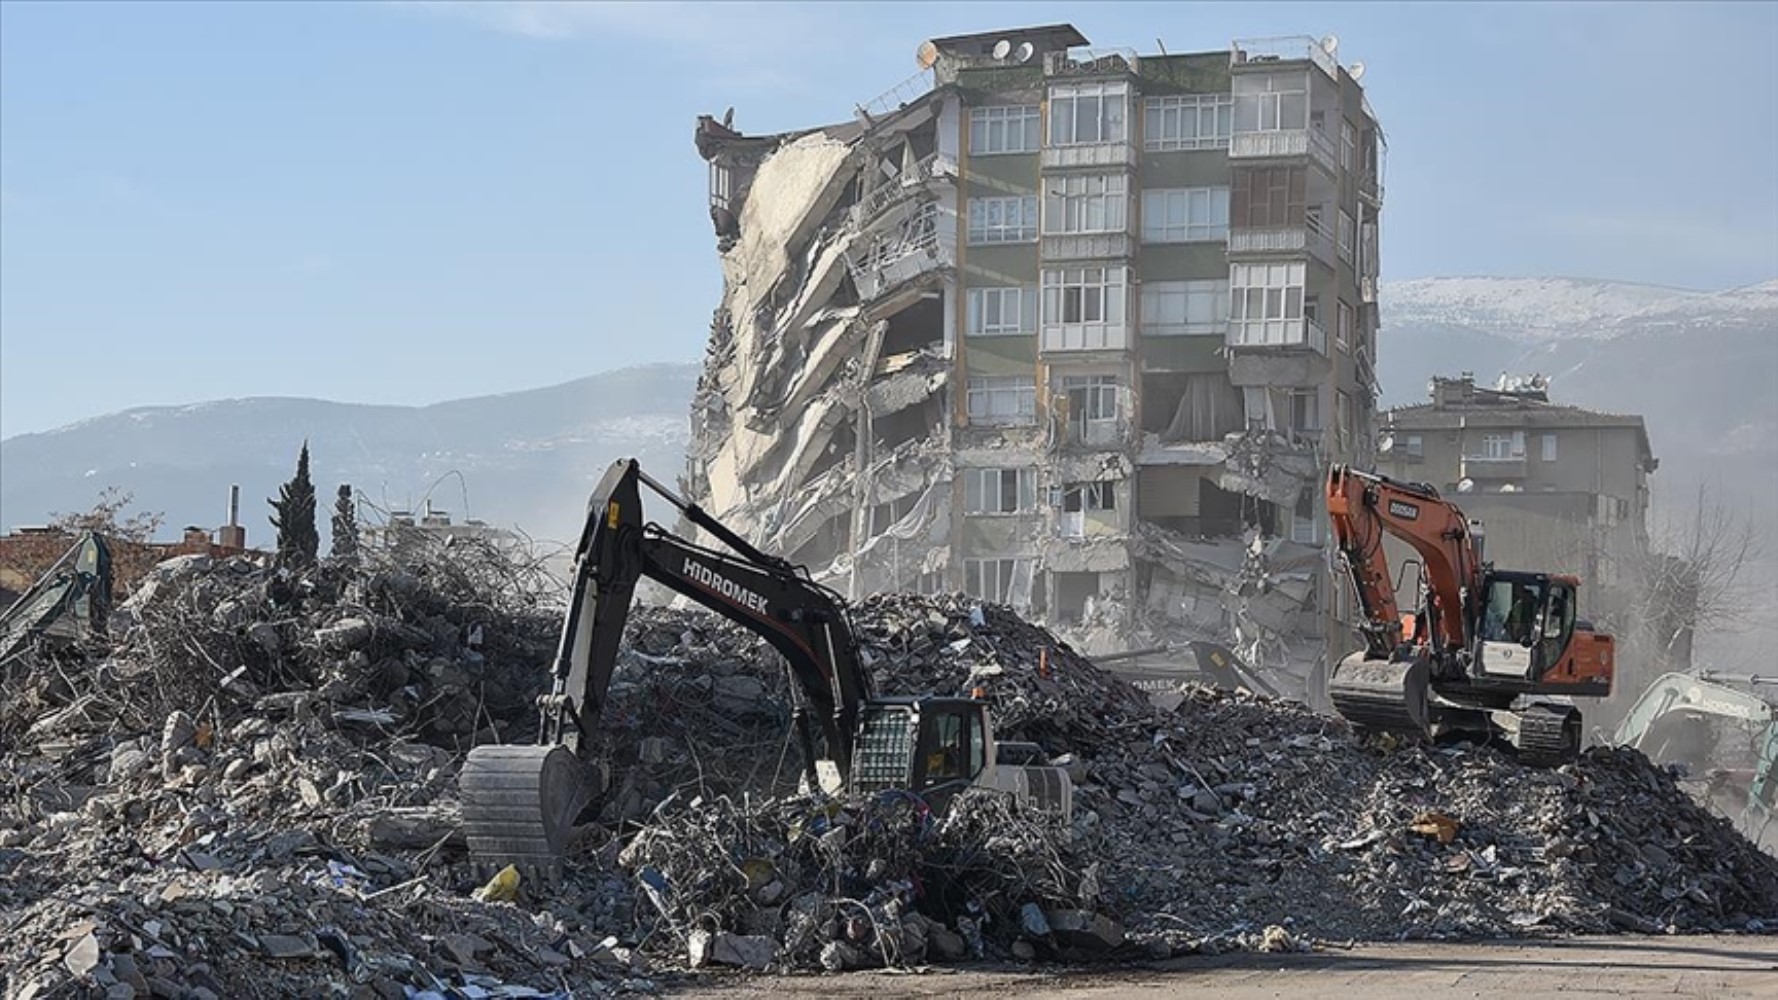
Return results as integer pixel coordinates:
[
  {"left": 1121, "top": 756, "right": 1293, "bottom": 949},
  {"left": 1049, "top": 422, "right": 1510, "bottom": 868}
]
[{"left": 687, "top": 26, "right": 1386, "bottom": 702}]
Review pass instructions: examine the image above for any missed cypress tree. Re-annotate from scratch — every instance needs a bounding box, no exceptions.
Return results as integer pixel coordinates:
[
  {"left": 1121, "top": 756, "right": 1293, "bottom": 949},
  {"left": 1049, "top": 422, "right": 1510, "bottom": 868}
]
[{"left": 270, "top": 442, "right": 319, "bottom": 568}]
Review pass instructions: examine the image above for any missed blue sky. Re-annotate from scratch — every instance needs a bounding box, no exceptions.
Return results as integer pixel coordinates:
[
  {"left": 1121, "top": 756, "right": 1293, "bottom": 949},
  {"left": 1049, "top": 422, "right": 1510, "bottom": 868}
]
[{"left": 2, "top": 1, "right": 1774, "bottom": 437}]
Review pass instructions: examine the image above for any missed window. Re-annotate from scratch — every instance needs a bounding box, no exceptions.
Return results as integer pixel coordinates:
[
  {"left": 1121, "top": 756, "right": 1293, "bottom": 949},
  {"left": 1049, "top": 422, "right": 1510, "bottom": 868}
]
[
  {"left": 1338, "top": 209, "right": 1355, "bottom": 264},
  {"left": 1230, "top": 166, "right": 1306, "bottom": 229},
  {"left": 1336, "top": 390, "right": 1353, "bottom": 448},
  {"left": 963, "top": 468, "right": 1037, "bottom": 514},
  {"left": 966, "top": 287, "right": 1038, "bottom": 336},
  {"left": 1336, "top": 301, "right": 1353, "bottom": 352},
  {"left": 1542, "top": 433, "right": 1558, "bottom": 462},
  {"left": 1061, "top": 480, "right": 1118, "bottom": 512},
  {"left": 1404, "top": 433, "right": 1424, "bottom": 458},
  {"left": 1042, "top": 266, "right": 1127, "bottom": 325},
  {"left": 708, "top": 163, "right": 731, "bottom": 211},
  {"left": 1481, "top": 432, "right": 1526, "bottom": 460},
  {"left": 1229, "top": 261, "right": 1307, "bottom": 344},
  {"left": 1141, "top": 280, "right": 1230, "bottom": 335},
  {"left": 1288, "top": 387, "right": 1320, "bottom": 432},
  {"left": 967, "top": 196, "right": 1038, "bottom": 245},
  {"left": 966, "top": 375, "right": 1036, "bottom": 425},
  {"left": 1232, "top": 71, "right": 1307, "bottom": 133},
  {"left": 969, "top": 105, "right": 1040, "bottom": 155},
  {"left": 1061, "top": 374, "right": 1121, "bottom": 445},
  {"left": 1141, "top": 187, "right": 1230, "bottom": 243},
  {"left": 1290, "top": 489, "right": 1320, "bottom": 544},
  {"left": 965, "top": 557, "right": 1028, "bottom": 604},
  {"left": 1340, "top": 120, "right": 1356, "bottom": 172},
  {"left": 1043, "top": 174, "right": 1127, "bottom": 235},
  {"left": 1144, "top": 94, "right": 1233, "bottom": 151},
  {"left": 1049, "top": 82, "right": 1128, "bottom": 146},
  {"left": 924, "top": 711, "right": 966, "bottom": 780}
]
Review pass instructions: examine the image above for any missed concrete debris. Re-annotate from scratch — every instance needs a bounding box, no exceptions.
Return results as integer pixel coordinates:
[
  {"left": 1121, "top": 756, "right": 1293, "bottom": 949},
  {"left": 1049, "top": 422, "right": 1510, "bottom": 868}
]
[{"left": 2, "top": 540, "right": 1775, "bottom": 996}]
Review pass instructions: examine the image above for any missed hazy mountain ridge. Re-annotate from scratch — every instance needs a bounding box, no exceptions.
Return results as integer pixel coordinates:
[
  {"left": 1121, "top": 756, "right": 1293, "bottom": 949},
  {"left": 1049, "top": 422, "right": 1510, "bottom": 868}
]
[
  {"left": 1384, "top": 276, "right": 1778, "bottom": 342},
  {"left": 0, "top": 363, "right": 698, "bottom": 547}
]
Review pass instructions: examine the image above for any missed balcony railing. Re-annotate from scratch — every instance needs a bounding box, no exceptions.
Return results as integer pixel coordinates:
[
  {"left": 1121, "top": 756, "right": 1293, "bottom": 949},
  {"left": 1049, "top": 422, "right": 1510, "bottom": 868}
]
[
  {"left": 1460, "top": 455, "right": 1528, "bottom": 480},
  {"left": 1041, "top": 141, "right": 1138, "bottom": 171},
  {"left": 854, "top": 69, "right": 935, "bottom": 126},
  {"left": 844, "top": 204, "right": 955, "bottom": 301},
  {"left": 1230, "top": 36, "right": 1338, "bottom": 81},
  {"left": 849, "top": 152, "right": 957, "bottom": 230},
  {"left": 1230, "top": 127, "right": 1339, "bottom": 175},
  {"left": 1227, "top": 316, "right": 1328, "bottom": 354},
  {"left": 1041, "top": 231, "right": 1133, "bottom": 262},
  {"left": 1228, "top": 221, "right": 1335, "bottom": 266},
  {"left": 1043, "top": 47, "right": 1139, "bottom": 78}
]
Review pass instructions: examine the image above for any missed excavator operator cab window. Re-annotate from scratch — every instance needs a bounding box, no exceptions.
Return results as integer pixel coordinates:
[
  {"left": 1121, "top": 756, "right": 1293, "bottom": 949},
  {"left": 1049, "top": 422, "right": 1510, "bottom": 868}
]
[
  {"left": 1537, "top": 582, "right": 1577, "bottom": 667},
  {"left": 1482, "top": 578, "right": 1544, "bottom": 647},
  {"left": 924, "top": 710, "right": 968, "bottom": 782}
]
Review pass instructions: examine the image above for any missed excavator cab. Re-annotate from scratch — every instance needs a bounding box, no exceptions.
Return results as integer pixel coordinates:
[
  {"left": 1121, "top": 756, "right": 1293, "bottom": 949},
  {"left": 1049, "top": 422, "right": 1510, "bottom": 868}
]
[
  {"left": 1475, "top": 572, "right": 1576, "bottom": 682},
  {"left": 844, "top": 697, "right": 1071, "bottom": 817}
]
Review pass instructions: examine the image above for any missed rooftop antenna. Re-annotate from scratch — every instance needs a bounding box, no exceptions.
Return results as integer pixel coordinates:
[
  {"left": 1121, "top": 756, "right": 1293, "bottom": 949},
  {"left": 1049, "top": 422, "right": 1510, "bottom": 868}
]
[
  {"left": 1349, "top": 61, "right": 1367, "bottom": 82},
  {"left": 1155, "top": 37, "right": 1167, "bottom": 56},
  {"left": 991, "top": 38, "right": 1012, "bottom": 60}
]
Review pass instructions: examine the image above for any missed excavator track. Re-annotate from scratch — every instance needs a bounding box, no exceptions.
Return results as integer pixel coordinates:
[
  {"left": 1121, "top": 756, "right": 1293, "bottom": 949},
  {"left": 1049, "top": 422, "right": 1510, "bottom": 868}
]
[
  {"left": 1327, "top": 654, "right": 1433, "bottom": 739},
  {"left": 1514, "top": 703, "right": 1581, "bottom": 766},
  {"left": 459, "top": 744, "right": 600, "bottom": 880}
]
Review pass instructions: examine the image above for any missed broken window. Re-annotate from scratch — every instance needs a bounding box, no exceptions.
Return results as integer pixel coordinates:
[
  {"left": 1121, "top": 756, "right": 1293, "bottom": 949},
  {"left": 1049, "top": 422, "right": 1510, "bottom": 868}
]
[
  {"left": 1230, "top": 166, "right": 1306, "bottom": 229},
  {"left": 1290, "top": 488, "right": 1320, "bottom": 544},
  {"left": 966, "top": 375, "right": 1036, "bottom": 426},
  {"left": 1042, "top": 266, "right": 1127, "bottom": 325},
  {"left": 969, "top": 105, "right": 1040, "bottom": 155},
  {"left": 964, "top": 557, "right": 1029, "bottom": 604},
  {"left": 1140, "top": 187, "right": 1230, "bottom": 243},
  {"left": 1232, "top": 70, "right": 1308, "bottom": 134},
  {"left": 1289, "top": 387, "right": 1321, "bottom": 433},
  {"left": 966, "top": 286, "right": 1038, "bottom": 336},
  {"left": 1061, "top": 480, "right": 1117, "bottom": 513},
  {"left": 1061, "top": 374, "right": 1121, "bottom": 446},
  {"left": 1229, "top": 261, "right": 1308, "bottom": 347},
  {"left": 1144, "top": 94, "right": 1232, "bottom": 151},
  {"left": 1141, "top": 280, "right": 1230, "bottom": 336},
  {"left": 967, "top": 196, "right": 1038, "bottom": 245},
  {"left": 1048, "top": 81, "right": 1128, "bottom": 146},
  {"left": 963, "top": 468, "right": 1037, "bottom": 515}
]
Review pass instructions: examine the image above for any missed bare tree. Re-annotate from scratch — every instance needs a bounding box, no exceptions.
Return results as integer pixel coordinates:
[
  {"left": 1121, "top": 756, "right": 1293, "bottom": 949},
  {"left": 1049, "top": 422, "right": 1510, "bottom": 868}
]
[
  {"left": 1638, "top": 482, "right": 1767, "bottom": 636},
  {"left": 48, "top": 486, "right": 164, "bottom": 543}
]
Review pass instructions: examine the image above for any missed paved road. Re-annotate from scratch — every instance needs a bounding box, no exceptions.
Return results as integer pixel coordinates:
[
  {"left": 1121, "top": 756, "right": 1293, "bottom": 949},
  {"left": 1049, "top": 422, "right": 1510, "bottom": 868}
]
[{"left": 672, "top": 936, "right": 1778, "bottom": 999}]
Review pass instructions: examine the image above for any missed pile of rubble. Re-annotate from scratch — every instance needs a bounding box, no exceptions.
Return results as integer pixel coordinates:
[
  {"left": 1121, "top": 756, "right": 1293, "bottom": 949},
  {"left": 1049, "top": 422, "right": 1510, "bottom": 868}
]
[{"left": 2, "top": 550, "right": 1775, "bottom": 998}]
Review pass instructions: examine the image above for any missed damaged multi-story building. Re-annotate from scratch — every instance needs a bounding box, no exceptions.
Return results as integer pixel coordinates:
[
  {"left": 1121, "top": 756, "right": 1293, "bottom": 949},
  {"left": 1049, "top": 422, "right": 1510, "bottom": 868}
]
[{"left": 688, "top": 24, "right": 1385, "bottom": 698}]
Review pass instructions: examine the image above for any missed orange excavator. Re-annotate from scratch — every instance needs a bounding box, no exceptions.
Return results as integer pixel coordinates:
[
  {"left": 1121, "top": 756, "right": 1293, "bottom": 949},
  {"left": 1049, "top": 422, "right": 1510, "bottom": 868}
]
[{"left": 1324, "top": 465, "right": 1615, "bottom": 763}]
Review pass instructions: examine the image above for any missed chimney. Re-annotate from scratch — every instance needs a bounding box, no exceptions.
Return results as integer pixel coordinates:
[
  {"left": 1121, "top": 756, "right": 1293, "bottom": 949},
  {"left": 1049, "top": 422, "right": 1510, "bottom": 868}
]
[{"left": 218, "top": 483, "right": 247, "bottom": 550}]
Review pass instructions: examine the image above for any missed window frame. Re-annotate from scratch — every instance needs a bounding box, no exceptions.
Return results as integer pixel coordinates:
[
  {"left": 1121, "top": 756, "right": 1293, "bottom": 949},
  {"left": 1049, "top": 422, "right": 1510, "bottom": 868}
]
[
  {"left": 1048, "top": 81, "right": 1130, "bottom": 147},
  {"left": 963, "top": 467, "right": 1038, "bottom": 515},
  {"left": 1338, "top": 209, "right": 1355, "bottom": 264},
  {"left": 1042, "top": 265, "right": 1128, "bottom": 326},
  {"left": 967, "top": 195, "right": 1039, "bottom": 245},
  {"left": 966, "top": 375, "right": 1037, "bottom": 426},
  {"left": 1144, "top": 94, "right": 1233, "bottom": 151},
  {"left": 1043, "top": 173, "right": 1128, "bottom": 235},
  {"left": 964, "top": 557, "right": 1028, "bottom": 603},
  {"left": 1541, "top": 433, "right": 1558, "bottom": 462},
  {"left": 969, "top": 105, "right": 1041, "bottom": 155},
  {"left": 966, "top": 286, "right": 1039, "bottom": 337},
  {"left": 1140, "top": 186, "right": 1230, "bottom": 243},
  {"left": 1229, "top": 261, "right": 1308, "bottom": 345},
  {"left": 1140, "top": 279, "right": 1230, "bottom": 336}
]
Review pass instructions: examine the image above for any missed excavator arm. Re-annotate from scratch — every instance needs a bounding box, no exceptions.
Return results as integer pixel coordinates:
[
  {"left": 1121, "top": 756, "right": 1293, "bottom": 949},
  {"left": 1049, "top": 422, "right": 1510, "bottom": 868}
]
[
  {"left": 462, "top": 458, "right": 874, "bottom": 872},
  {"left": 1326, "top": 465, "right": 1483, "bottom": 661}
]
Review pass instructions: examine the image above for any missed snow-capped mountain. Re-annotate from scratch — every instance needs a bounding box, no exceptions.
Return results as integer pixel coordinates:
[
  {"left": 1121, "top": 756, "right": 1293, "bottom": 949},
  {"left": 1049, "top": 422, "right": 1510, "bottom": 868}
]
[
  {"left": 1383, "top": 276, "right": 1778, "bottom": 342},
  {"left": 0, "top": 363, "right": 698, "bottom": 548}
]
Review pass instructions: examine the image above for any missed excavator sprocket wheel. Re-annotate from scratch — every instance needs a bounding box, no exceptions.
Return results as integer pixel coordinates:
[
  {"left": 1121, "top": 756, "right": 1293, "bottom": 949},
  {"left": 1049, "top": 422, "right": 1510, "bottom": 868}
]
[
  {"left": 1328, "top": 653, "right": 1433, "bottom": 741},
  {"left": 1515, "top": 703, "right": 1582, "bottom": 766},
  {"left": 460, "top": 744, "right": 598, "bottom": 883}
]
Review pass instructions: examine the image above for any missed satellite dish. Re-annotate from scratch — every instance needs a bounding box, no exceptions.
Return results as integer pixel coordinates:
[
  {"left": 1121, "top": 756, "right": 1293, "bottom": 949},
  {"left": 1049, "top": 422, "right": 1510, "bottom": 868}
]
[
  {"left": 992, "top": 39, "right": 1013, "bottom": 60},
  {"left": 1349, "top": 61, "right": 1366, "bottom": 82},
  {"left": 1458, "top": 478, "right": 1476, "bottom": 494},
  {"left": 1015, "top": 41, "right": 1036, "bottom": 63},
  {"left": 1378, "top": 433, "right": 1395, "bottom": 453},
  {"left": 1499, "top": 484, "right": 1519, "bottom": 493},
  {"left": 916, "top": 40, "right": 940, "bottom": 70},
  {"left": 1320, "top": 35, "right": 1339, "bottom": 56}
]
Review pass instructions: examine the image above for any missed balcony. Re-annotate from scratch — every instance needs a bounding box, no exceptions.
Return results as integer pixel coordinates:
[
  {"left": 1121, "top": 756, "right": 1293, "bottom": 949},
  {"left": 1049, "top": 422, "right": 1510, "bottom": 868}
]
[
  {"left": 844, "top": 204, "right": 955, "bottom": 301},
  {"left": 1230, "top": 127, "right": 1339, "bottom": 175},
  {"left": 1228, "top": 221, "right": 1335, "bottom": 267},
  {"left": 1359, "top": 170, "right": 1384, "bottom": 208},
  {"left": 1227, "top": 316, "right": 1327, "bottom": 354},
  {"left": 1041, "top": 141, "right": 1138, "bottom": 171},
  {"left": 1042, "top": 320, "right": 1130, "bottom": 353},
  {"left": 1460, "top": 455, "right": 1528, "bottom": 481},
  {"left": 848, "top": 152, "right": 956, "bottom": 230},
  {"left": 1042, "top": 231, "right": 1133, "bottom": 262},
  {"left": 1043, "top": 47, "right": 1139, "bottom": 79}
]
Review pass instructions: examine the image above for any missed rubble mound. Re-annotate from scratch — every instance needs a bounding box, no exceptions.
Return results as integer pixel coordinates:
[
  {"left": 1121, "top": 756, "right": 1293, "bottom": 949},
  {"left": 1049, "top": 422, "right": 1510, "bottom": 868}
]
[{"left": 2, "top": 562, "right": 1774, "bottom": 997}]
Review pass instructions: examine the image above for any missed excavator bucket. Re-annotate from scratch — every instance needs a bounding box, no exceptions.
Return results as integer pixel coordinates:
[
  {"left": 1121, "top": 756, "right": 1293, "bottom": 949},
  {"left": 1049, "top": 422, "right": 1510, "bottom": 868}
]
[
  {"left": 459, "top": 745, "right": 605, "bottom": 879},
  {"left": 1327, "top": 652, "right": 1432, "bottom": 739}
]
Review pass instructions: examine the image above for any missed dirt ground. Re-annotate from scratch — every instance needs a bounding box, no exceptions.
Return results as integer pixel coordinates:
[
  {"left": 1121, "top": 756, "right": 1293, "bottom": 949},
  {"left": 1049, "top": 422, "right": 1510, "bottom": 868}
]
[{"left": 668, "top": 935, "right": 1778, "bottom": 999}]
